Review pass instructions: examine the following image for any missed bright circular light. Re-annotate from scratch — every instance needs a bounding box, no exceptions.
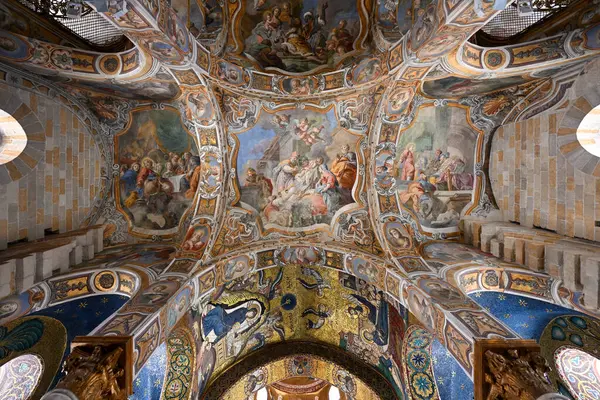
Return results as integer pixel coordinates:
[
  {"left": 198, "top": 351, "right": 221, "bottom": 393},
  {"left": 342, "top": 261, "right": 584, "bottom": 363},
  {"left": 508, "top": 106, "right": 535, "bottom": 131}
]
[
  {"left": 0, "top": 109, "right": 27, "bottom": 165},
  {"left": 256, "top": 387, "right": 268, "bottom": 400},
  {"left": 555, "top": 347, "right": 600, "bottom": 400},
  {"left": 576, "top": 105, "right": 600, "bottom": 158},
  {"left": 329, "top": 386, "right": 341, "bottom": 400},
  {"left": 0, "top": 354, "right": 44, "bottom": 399}
]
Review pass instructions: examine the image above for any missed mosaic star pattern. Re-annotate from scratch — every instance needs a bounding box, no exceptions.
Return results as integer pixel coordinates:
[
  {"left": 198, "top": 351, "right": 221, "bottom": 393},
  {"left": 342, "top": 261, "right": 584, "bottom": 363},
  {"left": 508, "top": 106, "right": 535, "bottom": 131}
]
[
  {"left": 130, "top": 342, "right": 167, "bottom": 400},
  {"left": 469, "top": 292, "right": 584, "bottom": 339}
]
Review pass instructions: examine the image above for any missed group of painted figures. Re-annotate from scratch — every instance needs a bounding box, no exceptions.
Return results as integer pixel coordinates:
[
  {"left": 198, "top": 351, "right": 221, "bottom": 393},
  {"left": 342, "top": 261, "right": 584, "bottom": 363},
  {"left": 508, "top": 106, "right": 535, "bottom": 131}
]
[
  {"left": 244, "top": 144, "right": 357, "bottom": 227},
  {"left": 394, "top": 146, "right": 473, "bottom": 190},
  {"left": 244, "top": 2, "right": 356, "bottom": 71},
  {"left": 119, "top": 148, "right": 217, "bottom": 229},
  {"left": 120, "top": 152, "right": 203, "bottom": 201},
  {"left": 376, "top": 143, "right": 475, "bottom": 227}
]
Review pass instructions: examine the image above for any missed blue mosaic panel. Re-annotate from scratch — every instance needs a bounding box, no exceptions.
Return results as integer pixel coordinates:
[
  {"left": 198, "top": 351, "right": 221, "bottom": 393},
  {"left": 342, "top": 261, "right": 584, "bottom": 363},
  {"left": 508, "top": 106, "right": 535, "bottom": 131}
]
[
  {"left": 30, "top": 294, "right": 128, "bottom": 345},
  {"left": 469, "top": 292, "right": 584, "bottom": 339},
  {"left": 129, "top": 342, "right": 167, "bottom": 400},
  {"left": 431, "top": 339, "right": 474, "bottom": 400},
  {"left": 29, "top": 294, "right": 129, "bottom": 387}
]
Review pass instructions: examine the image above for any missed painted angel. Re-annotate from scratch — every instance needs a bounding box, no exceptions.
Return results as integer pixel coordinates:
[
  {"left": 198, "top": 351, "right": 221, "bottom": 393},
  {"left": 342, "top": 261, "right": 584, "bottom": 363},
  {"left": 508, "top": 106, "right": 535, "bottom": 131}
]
[{"left": 293, "top": 117, "right": 325, "bottom": 146}]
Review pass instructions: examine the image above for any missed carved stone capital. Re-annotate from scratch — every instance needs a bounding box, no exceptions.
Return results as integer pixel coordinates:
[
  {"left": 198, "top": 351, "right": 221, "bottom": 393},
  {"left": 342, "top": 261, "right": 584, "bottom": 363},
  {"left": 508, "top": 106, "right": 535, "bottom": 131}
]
[
  {"left": 474, "top": 339, "right": 559, "bottom": 400},
  {"left": 50, "top": 336, "right": 134, "bottom": 400}
]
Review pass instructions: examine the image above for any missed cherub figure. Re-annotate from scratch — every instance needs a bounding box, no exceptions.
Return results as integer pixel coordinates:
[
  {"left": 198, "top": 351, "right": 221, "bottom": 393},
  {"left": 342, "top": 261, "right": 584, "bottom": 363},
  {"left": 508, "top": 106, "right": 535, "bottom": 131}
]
[{"left": 294, "top": 117, "right": 325, "bottom": 146}]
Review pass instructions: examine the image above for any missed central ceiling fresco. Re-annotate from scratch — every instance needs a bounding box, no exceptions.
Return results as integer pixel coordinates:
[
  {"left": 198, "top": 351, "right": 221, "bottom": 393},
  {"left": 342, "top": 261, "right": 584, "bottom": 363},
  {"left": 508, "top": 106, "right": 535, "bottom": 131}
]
[{"left": 230, "top": 99, "right": 369, "bottom": 231}]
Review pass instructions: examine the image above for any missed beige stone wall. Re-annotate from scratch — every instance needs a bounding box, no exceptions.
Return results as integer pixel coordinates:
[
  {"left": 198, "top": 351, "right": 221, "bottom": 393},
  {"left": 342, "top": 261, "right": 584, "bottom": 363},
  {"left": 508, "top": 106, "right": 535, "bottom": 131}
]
[
  {"left": 0, "top": 82, "right": 103, "bottom": 249},
  {"left": 490, "top": 64, "right": 600, "bottom": 242}
]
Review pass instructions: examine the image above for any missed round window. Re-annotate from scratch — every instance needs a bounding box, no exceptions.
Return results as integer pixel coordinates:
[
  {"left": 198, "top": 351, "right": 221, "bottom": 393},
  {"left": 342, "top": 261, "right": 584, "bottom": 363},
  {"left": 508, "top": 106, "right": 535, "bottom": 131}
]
[
  {"left": 576, "top": 105, "right": 600, "bottom": 158},
  {"left": 0, "top": 109, "right": 27, "bottom": 165}
]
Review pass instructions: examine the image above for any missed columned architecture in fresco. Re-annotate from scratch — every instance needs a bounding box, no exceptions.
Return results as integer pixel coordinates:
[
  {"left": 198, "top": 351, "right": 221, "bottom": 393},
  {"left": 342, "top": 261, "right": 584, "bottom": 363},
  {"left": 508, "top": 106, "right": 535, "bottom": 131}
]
[{"left": 0, "top": 0, "right": 599, "bottom": 398}]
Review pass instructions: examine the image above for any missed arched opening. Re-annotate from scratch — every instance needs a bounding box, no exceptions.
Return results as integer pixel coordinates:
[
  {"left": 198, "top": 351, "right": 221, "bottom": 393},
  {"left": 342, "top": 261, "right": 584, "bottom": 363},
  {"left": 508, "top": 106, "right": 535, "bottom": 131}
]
[
  {"left": 204, "top": 342, "right": 397, "bottom": 399},
  {"left": 189, "top": 263, "right": 408, "bottom": 398},
  {"left": 555, "top": 347, "right": 600, "bottom": 400},
  {"left": 577, "top": 105, "right": 600, "bottom": 158},
  {"left": 0, "top": 109, "right": 27, "bottom": 165},
  {"left": 0, "top": 354, "right": 44, "bottom": 399}
]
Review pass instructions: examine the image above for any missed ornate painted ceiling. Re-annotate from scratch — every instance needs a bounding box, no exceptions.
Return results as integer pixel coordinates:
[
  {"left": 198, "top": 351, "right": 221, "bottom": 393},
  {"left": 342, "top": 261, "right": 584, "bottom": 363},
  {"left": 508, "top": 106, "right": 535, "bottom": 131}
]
[
  {"left": 0, "top": 0, "right": 600, "bottom": 397},
  {"left": 0, "top": 0, "right": 595, "bottom": 251}
]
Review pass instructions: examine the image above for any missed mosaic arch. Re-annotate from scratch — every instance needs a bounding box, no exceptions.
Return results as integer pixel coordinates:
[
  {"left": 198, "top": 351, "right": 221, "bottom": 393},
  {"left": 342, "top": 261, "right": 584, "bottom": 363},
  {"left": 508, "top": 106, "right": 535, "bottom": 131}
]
[
  {"left": 189, "top": 264, "right": 407, "bottom": 398},
  {"left": 191, "top": 240, "right": 560, "bottom": 383},
  {"left": 203, "top": 342, "right": 398, "bottom": 400},
  {"left": 222, "top": 354, "right": 381, "bottom": 399}
]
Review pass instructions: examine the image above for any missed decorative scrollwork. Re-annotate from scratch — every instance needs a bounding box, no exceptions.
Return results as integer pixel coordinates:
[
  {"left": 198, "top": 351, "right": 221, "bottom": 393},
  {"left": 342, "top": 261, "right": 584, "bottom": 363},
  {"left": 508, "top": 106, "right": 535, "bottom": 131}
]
[
  {"left": 223, "top": 95, "right": 259, "bottom": 132},
  {"left": 337, "top": 96, "right": 376, "bottom": 133},
  {"left": 484, "top": 348, "right": 555, "bottom": 400}
]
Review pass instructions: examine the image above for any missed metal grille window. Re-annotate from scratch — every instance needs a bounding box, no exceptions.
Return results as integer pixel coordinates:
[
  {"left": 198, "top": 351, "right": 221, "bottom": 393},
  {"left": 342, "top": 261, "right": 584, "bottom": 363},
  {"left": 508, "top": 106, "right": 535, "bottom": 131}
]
[
  {"left": 481, "top": 4, "right": 550, "bottom": 38},
  {"left": 16, "top": 0, "right": 127, "bottom": 50},
  {"left": 481, "top": 1, "right": 573, "bottom": 39}
]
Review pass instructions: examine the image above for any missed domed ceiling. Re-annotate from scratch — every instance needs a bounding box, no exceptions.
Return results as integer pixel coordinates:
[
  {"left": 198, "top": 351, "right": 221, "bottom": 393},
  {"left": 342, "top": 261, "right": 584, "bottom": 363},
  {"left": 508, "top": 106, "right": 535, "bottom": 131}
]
[{"left": 0, "top": 0, "right": 599, "bottom": 397}]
